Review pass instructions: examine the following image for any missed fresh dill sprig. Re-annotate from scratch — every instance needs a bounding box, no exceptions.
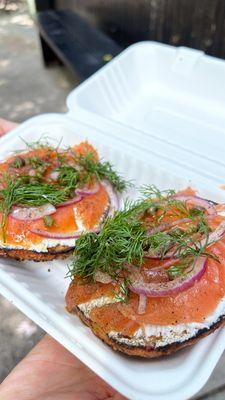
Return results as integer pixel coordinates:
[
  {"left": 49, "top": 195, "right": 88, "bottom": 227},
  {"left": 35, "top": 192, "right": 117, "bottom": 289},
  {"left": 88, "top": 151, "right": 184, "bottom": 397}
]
[
  {"left": 9, "top": 182, "right": 71, "bottom": 206},
  {"left": 57, "top": 166, "right": 80, "bottom": 189},
  {"left": 10, "top": 138, "right": 128, "bottom": 192},
  {"left": 74, "top": 152, "right": 128, "bottom": 193},
  {"left": 114, "top": 277, "right": 131, "bottom": 303},
  {"left": 167, "top": 228, "right": 213, "bottom": 260},
  {"left": 70, "top": 186, "right": 214, "bottom": 281},
  {"left": 69, "top": 197, "right": 152, "bottom": 279},
  {"left": 10, "top": 156, "right": 26, "bottom": 169},
  {"left": 0, "top": 176, "right": 72, "bottom": 240},
  {"left": 140, "top": 185, "right": 175, "bottom": 199},
  {"left": 26, "top": 155, "right": 51, "bottom": 178},
  {"left": 18, "top": 135, "right": 56, "bottom": 152},
  {"left": 146, "top": 231, "right": 173, "bottom": 258},
  {"left": 27, "top": 155, "right": 50, "bottom": 168},
  {"left": 166, "top": 258, "right": 194, "bottom": 279},
  {"left": 0, "top": 138, "right": 129, "bottom": 241},
  {"left": 0, "top": 178, "right": 17, "bottom": 242}
]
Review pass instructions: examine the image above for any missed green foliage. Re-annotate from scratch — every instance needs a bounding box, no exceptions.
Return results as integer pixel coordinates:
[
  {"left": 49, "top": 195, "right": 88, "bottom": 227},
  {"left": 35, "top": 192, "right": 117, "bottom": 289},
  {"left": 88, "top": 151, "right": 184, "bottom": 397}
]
[{"left": 69, "top": 185, "right": 214, "bottom": 281}]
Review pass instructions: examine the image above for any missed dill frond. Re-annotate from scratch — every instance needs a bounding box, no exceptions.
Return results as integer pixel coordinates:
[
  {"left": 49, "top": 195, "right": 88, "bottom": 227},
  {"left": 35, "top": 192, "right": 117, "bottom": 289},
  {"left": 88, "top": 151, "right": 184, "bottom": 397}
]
[{"left": 69, "top": 186, "right": 214, "bottom": 281}]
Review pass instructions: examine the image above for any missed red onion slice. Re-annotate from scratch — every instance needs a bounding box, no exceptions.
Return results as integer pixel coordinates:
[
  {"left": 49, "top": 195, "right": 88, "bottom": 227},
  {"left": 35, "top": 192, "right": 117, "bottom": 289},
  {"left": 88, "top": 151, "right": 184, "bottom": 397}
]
[
  {"left": 56, "top": 194, "right": 82, "bottom": 208},
  {"left": 10, "top": 204, "right": 56, "bottom": 221},
  {"left": 165, "top": 221, "right": 225, "bottom": 258},
  {"left": 147, "top": 218, "right": 191, "bottom": 235},
  {"left": 144, "top": 243, "right": 175, "bottom": 260},
  {"left": 30, "top": 227, "right": 100, "bottom": 239},
  {"left": 48, "top": 170, "right": 59, "bottom": 181},
  {"left": 28, "top": 169, "right": 36, "bottom": 177},
  {"left": 157, "top": 258, "right": 180, "bottom": 270},
  {"left": 145, "top": 221, "right": 225, "bottom": 260},
  {"left": 101, "top": 180, "right": 119, "bottom": 213},
  {"left": 199, "top": 220, "right": 225, "bottom": 249},
  {"left": 56, "top": 180, "right": 114, "bottom": 208},
  {"left": 129, "top": 256, "right": 207, "bottom": 297},
  {"left": 143, "top": 252, "right": 172, "bottom": 260},
  {"left": 94, "top": 270, "right": 112, "bottom": 284},
  {"left": 143, "top": 268, "right": 170, "bottom": 283},
  {"left": 142, "top": 259, "right": 181, "bottom": 284},
  {"left": 75, "top": 182, "right": 100, "bottom": 196},
  {"left": 138, "top": 294, "right": 147, "bottom": 314},
  {"left": 172, "top": 195, "right": 216, "bottom": 215},
  {"left": 29, "top": 229, "right": 81, "bottom": 239}
]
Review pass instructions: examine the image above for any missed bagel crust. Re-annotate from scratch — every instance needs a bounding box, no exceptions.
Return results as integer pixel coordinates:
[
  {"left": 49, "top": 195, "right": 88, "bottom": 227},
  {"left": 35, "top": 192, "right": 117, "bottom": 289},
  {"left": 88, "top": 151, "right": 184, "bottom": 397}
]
[
  {"left": 72, "top": 306, "right": 225, "bottom": 358},
  {"left": 0, "top": 244, "right": 74, "bottom": 262}
]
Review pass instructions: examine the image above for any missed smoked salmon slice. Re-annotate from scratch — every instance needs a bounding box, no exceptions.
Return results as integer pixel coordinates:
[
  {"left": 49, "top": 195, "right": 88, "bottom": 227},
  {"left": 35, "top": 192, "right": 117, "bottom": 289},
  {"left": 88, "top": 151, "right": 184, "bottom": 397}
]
[
  {"left": 0, "top": 140, "right": 125, "bottom": 261},
  {"left": 66, "top": 187, "right": 225, "bottom": 357}
]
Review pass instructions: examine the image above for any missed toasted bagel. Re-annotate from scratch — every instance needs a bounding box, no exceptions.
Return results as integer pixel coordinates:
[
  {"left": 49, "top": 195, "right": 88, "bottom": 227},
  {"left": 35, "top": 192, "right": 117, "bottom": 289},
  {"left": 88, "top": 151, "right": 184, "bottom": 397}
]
[
  {"left": 0, "top": 140, "right": 122, "bottom": 262},
  {"left": 0, "top": 244, "right": 74, "bottom": 262},
  {"left": 65, "top": 187, "right": 225, "bottom": 357},
  {"left": 75, "top": 304, "right": 225, "bottom": 358},
  {"left": 66, "top": 279, "right": 225, "bottom": 358}
]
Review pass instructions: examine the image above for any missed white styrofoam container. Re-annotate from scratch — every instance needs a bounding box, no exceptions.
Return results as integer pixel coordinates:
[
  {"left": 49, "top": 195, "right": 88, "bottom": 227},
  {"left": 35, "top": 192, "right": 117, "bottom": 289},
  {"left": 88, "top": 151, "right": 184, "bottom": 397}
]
[
  {"left": 0, "top": 42, "right": 225, "bottom": 400},
  {"left": 67, "top": 41, "right": 225, "bottom": 187}
]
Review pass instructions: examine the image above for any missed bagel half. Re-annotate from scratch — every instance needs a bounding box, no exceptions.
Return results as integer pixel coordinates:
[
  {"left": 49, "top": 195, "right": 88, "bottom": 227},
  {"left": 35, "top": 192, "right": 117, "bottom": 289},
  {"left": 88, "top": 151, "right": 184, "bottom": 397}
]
[
  {"left": 65, "top": 188, "right": 225, "bottom": 358},
  {"left": 66, "top": 280, "right": 225, "bottom": 358},
  {"left": 0, "top": 244, "right": 74, "bottom": 262},
  {"left": 0, "top": 140, "right": 122, "bottom": 262},
  {"left": 76, "top": 304, "right": 225, "bottom": 358}
]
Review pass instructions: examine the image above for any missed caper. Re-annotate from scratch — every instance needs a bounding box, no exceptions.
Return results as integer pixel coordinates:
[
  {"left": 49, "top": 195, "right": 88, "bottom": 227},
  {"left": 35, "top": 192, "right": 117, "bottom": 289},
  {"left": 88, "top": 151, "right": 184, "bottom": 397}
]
[{"left": 10, "top": 156, "right": 26, "bottom": 169}]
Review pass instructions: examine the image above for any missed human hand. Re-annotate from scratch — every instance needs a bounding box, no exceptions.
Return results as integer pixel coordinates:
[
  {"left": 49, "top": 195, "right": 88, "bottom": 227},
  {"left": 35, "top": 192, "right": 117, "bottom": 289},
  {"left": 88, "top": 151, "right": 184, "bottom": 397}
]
[
  {"left": 0, "top": 118, "right": 18, "bottom": 136},
  {"left": 0, "top": 118, "right": 127, "bottom": 400},
  {"left": 0, "top": 335, "right": 127, "bottom": 400}
]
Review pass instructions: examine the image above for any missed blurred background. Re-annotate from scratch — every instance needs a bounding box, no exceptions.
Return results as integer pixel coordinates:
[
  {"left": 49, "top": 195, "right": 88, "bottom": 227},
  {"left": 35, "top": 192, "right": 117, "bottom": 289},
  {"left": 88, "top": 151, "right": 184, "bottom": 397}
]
[
  {"left": 45, "top": 0, "right": 225, "bottom": 56},
  {"left": 0, "top": 1, "right": 225, "bottom": 399}
]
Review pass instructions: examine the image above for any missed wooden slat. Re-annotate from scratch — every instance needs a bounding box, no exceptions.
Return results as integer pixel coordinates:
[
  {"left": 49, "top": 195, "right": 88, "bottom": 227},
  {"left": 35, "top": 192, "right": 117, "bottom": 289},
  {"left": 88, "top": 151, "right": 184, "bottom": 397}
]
[
  {"left": 55, "top": 0, "right": 225, "bottom": 59},
  {"left": 37, "top": 10, "right": 122, "bottom": 79}
]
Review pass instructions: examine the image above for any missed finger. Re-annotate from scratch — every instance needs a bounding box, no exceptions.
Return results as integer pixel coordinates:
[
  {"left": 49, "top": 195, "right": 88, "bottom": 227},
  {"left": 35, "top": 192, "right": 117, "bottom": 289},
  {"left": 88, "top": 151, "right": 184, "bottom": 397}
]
[
  {"left": 0, "top": 118, "right": 19, "bottom": 136},
  {"left": 28, "top": 334, "right": 80, "bottom": 366}
]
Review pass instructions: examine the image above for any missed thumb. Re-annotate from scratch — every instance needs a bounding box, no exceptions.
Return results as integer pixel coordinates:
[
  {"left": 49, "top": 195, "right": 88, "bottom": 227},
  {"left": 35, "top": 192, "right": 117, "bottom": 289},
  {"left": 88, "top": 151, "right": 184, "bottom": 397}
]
[{"left": 0, "top": 118, "right": 19, "bottom": 136}]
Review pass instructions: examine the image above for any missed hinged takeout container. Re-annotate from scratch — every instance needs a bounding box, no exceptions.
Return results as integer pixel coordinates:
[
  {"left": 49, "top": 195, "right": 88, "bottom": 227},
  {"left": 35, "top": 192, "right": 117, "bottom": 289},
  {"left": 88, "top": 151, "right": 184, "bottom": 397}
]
[{"left": 0, "top": 42, "right": 225, "bottom": 400}]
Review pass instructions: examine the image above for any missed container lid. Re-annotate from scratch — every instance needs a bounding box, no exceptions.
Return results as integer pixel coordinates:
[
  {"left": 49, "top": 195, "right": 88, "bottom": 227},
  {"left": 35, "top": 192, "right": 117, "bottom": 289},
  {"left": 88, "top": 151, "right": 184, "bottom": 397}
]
[{"left": 66, "top": 42, "right": 225, "bottom": 188}]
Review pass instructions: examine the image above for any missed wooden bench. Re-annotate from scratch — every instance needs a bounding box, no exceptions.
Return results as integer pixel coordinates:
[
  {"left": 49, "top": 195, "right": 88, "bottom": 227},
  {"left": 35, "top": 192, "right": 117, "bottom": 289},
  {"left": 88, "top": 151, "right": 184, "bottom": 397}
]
[{"left": 37, "top": 10, "right": 123, "bottom": 80}]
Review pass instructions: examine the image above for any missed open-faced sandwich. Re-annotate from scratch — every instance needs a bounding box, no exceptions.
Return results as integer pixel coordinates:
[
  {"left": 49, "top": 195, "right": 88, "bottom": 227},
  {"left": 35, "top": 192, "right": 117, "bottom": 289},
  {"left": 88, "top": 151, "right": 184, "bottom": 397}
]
[
  {"left": 0, "top": 139, "right": 126, "bottom": 261},
  {"left": 66, "top": 186, "right": 225, "bottom": 357}
]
